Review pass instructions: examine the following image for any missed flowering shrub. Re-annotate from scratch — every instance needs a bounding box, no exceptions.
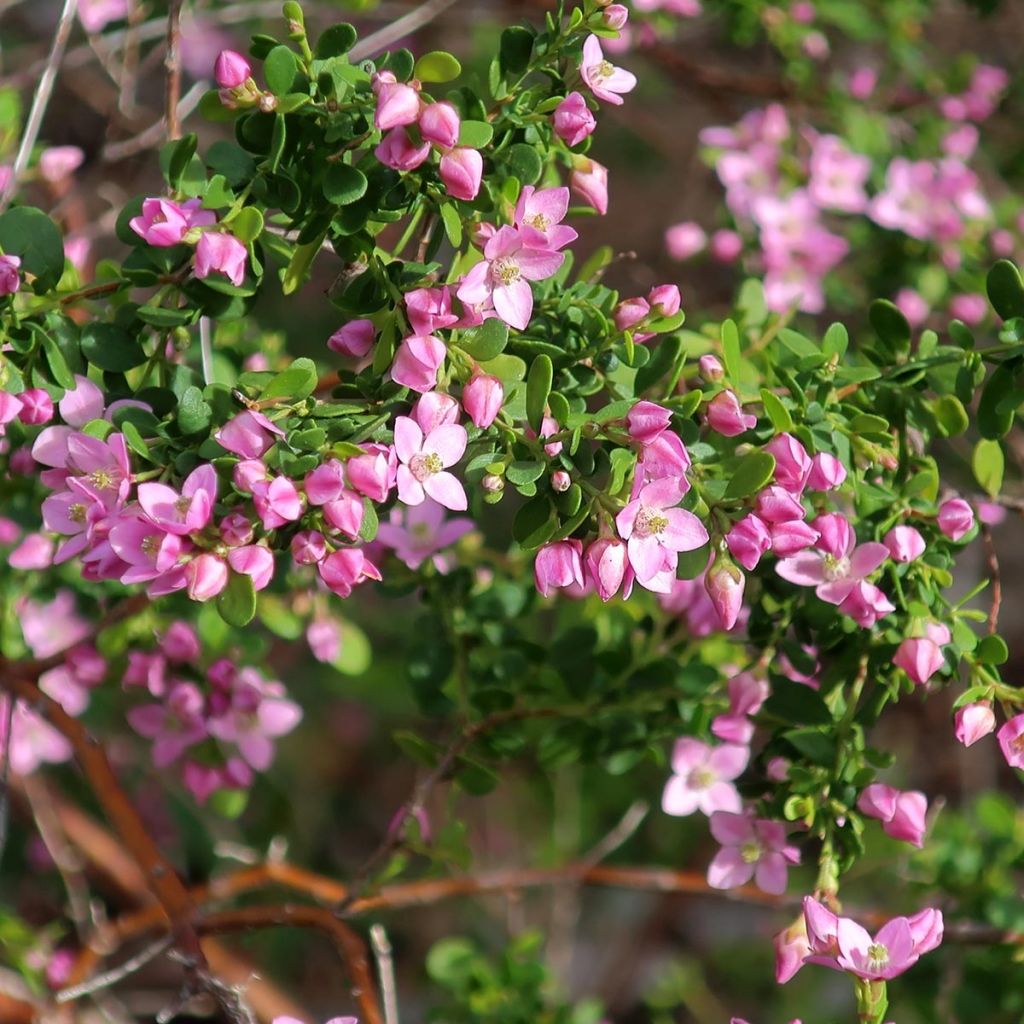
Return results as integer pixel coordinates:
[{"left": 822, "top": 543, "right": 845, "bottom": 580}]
[{"left": 0, "top": 1, "right": 1022, "bottom": 1022}]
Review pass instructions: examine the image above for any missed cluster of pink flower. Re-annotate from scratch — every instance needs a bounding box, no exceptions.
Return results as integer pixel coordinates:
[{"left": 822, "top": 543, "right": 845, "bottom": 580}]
[
  {"left": 669, "top": 60, "right": 1013, "bottom": 319},
  {"left": 129, "top": 196, "right": 249, "bottom": 286},
  {"left": 124, "top": 621, "right": 301, "bottom": 803}
]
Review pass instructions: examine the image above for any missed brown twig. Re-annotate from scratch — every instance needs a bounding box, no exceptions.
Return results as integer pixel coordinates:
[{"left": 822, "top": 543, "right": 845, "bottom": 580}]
[
  {"left": 165, "top": 0, "right": 184, "bottom": 142},
  {"left": 980, "top": 521, "right": 1002, "bottom": 635}
]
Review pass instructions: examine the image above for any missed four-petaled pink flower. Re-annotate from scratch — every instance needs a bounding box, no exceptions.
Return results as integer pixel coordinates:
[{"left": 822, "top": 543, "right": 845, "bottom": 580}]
[
  {"left": 137, "top": 464, "right": 217, "bottom": 535},
  {"left": 707, "top": 811, "right": 800, "bottom": 895},
  {"left": 394, "top": 416, "right": 468, "bottom": 511},
  {"left": 662, "top": 738, "right": 748, "bottom": 817},
  {"left": 580, "top": 35, "right": 637, "bottom": 106},
  {"left": 616, "top": 477, "right": 709, "bottom": 586}
]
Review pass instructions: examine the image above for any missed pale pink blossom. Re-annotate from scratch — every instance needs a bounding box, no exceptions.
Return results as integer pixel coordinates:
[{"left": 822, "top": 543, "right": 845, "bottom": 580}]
[
  {"left": 376, "top": 499, "right": 473, "bottom": 570},
  {"left": 707, "top": 811, "right": 799, "bottom": 894},
  {"left": 662, "top": 738, "right": 748, "bottom": 816},
  {"left": 580, "top": 35, "right": 637, "bottom": 105},
  {"left": 394, "top": 416, "right": 467, "bottom": 511}
]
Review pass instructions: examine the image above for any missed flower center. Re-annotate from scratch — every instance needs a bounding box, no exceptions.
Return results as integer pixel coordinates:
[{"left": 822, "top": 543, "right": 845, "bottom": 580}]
[
  {"left": 687, "top": 766, "right": 715, "bottom": 790},
  {"left": 491, "top": 256, "right": 521, "bottom": 286},
  {"left": 69, "top": 503, "right": 88, "bottom": 524},
  {"left": 141, "top": 535, "right": 160, "bottom": 557},
  {"left": 525, "top": 212, "right": 550, "bottom": 231},
  {"left": 740, "top": 840, "right": 762, "bottom": 864},
  {"left": 633, "top": 508, "right": 668, "bottom": 539},
  {"left": 90, "top": 469, "right": 114, "bottom": 491},
  {"left": 1010, "top": 734, "right": 1024, "bottom": 756},
  {"left": 595, "top": 59, "right": 615, "bottom": 81},
  {"left": 866, "top": 942, "right": 889, "bottom": 969},
  {"left": 175, "top": 496, "right": 192, "bottom": 516},
  {"left": 409, "top": 452, "right": 443, "bottom": 482},
  {"left": 411, "top": 522, "right": 432, "bottom": 540},
  {"left": 822, "top": 553, "right": 851, "bottom": 581}
]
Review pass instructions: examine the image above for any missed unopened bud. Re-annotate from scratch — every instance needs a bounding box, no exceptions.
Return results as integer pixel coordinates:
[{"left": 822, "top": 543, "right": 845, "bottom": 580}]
[
  {"left": 551, "top": 470, "right": 571, "bottom": 492},
  {"left": 482, "top": 474, "right": 504, "bottom": 493}
]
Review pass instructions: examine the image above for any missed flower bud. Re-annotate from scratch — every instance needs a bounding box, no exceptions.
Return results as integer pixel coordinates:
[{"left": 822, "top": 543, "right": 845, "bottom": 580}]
[
  {"left": 439, "top": 147, "right": 483, "bottom": 201},
  {"left": 228, "top": 544, "right": 276, "bottom": 590},
  {"left": 665, "top": 221, "right": 706, "bottom": 261},
  {"left": 419, "top": 101, "right": 461, "bottom": 149},
  {"left": 375, "top": 128, "right": 431, "bottom": 171},
  {"left": 186, "top": 553, "right": 229, "bottom": 601},
  {"left": 0, "top": 254, "right": 22, "bottom": 296},
  {"left": 710, "top": 229, "right": 743, "bottom": 263},
  {"left": 706, "top": 390, "right": 756, "bottom": 437},
  {"left": 569, "top": 157, "right": 608, "bottom": 215},
  {"left": 603, "top": 4, "right": 629, "bottom": 29},
  {"left": 937, "top": 498, "right": 974, "bottom": 540},
  {"left": 551, "top": 469, "right": 571, "bottom": 493},
  {"left": 462, "top": 373, "right": 504, "bottom": 428},
  {"left": 374, "top": 81, "right": 420, "bottom": 131},
  {"left": 894, "top": 636, "right": 945, "bottom": 684},
  {"left": 553, "top": 91, "right": 596, "bottom": 147},
  {"left": 705, "top": 554, "right": 745, "bottom": 631},
  {"left": 806, "top": 451, "right": 846, "bottom": 490},
  {"left": 304, "top": 460, "right": 346, "bottom": 506},
  {"left": 328, "top": 319, "right": 376, "bottom": 358},
  {"left": 214, "top": 50, "right": 251, "bottom": 89},
  {"left": 884, "top": 524, "right": 925, "bottom": 563},
  {"left": 698, "top": 354, "right": 724, "bottom": 381},
  {"left": 726, "top": 514, "right": 772, "bottom": 571},
  {"left": 647, "top": 284, "right": 681, "bottom": 317},
  {"left": 954, "top": 702, "right": 995, "bottom": 746},
  {"left": 233, "top": 458, "right": 268, "bottom": 494},
  {"left": 534, "top": 540, "right": 584, "bottom": 597},
  {"left": 765, "top": 433, "right": 811, "bottom": 494},
  {"left": 220, "top": 510, "right": 254, "bottom": 547},
  {"left": 291, "top": 530, "right": 327, "bottom": 565},
  {"left": 17, "top": 388, "right": 54, "bottom": 425}
]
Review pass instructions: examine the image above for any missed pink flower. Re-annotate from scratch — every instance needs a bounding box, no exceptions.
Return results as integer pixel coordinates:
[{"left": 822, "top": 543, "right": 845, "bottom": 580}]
[
  {"left": 347, "top": 444, "right": 395, "bottom": 502},
  {"left": 419, "top": 101, "right": 460, "bottom": 149},
  {"left": 665, "top": 221, "right": 707, "bottom": 261},
  {"left": 950, "top": 292, "right": 987, "bottom": 325},
  {"left": 534, "top": 540, "right": 585, "bottom": 597},
  {"left": 0, "top": 254, "right": 21, "bottom": 295},
  {"left": 194, "top": 232, "right": 248, "bottom": 286},
  {"left": 553, "top": 91, "right": 596, "bottom": 147},
  {"left": 807, "top": 135, "right": 870, "bottom": 213},
  {"left": 375, "top": 128, "right": 431, "bottom": 171},
  {"left": 706, "top": 390, "right": 756, "bottom": 436},
  {"left": 776, "top": 513, "right": 888, "bottom": 606},
  {"left": 228, "top": 545, "right": 275, "bottom": 590},
  {"left": 78, "top": 0, "right": 130, "bottom": 33},
  {"left": 954, "top": 702, "right": 995, "bottom": 746},
  {"left": 704, "top": 555, "right": 744, "bottom": 631},
  {"left": 439, "top": 147, "right": 483, "bottom": 201},
  {"left": 291, "top": 530, "right": 327, "bottom": 565},
  {"left": 161, "top": 622, "right": 199, "bottom": 662},
  {"left": 615, "top": 477, "right": 709, "bottom": 586},
  {"left": 406, "top": 286, "right": 459, "bottom": 335},
  {"left": 569, "top": 157, "right": 609, "bottom": 215},
  {"left": 207, "top": 671, "right": 301, "bottom": 771},
  {"left": 38, "top": 146, "right": 84, "bottom": 183},
  {"left": 937, "top": 497, "right": 974, "bottom": 540},
  {"left": 323, "top": 490, "right": 365, "bottom": 540},
  {"left": 394, "top": 416, "right": 467, "bottom": 511},
  {"left": 10, "top": 532, "right": 55, "bottom": 569},
  {"left": 626, "top": 401, "right": 672, "bottom": 445},
  {"left": 584, "top": 537, "right": 628, "bottom": 601},
  {"left": 456, "top": 226, "right": 564, "bottom": 331},
  {"left": 726, "top": 514, "right": 772, "bottom": 571},
  {"left": 838, "top": 580, "right": 895, "bottom": 627},
  {"left": 328, "top": 319, "right": 376, "bottom": 358},
  {"left": 17, "top": 388, "right": 54, "bottom": 425},
  {"left": 707, "top": 812, "right": 800, "bottom": 895},
  {"left": 832, "top": 911, "right": 942, "bottom": 981},
  {"left": 305, "top": 460, "right": 345, "bottom": 505},
  {"left": 185, "top": 552, "right": 229, "bottom": 600},
  {"left": 710, "top": 228, "right": 743, "bottom": 263},
  {"left": 462, "top": 374, "right": 504, "bottom": 428},
  {"left": 893, "top": 634, "right": 946, "bottom": 685},
  {"left": 514, "top": 186, "right": 578, "bottom": 251},
  {"left": 318, "top": 547, "right": 382, "bottom": 598},
  {"left": 376, "top": 499, "right": 473, "bottom": 570},
  {"left": 857, "top": 783, "right": 928, "bottom": 847},
  {"left": 307, "top": 617, "right": 341, "bottom": 662},
  {"left": 997, "top": 713, "right": 1024, "bottom": 769},
  {"left": 374, "top": 81, "right": 420, "bottom": 131},
  {"left": 108, "top": 514, "right": 183, "bottom": 584},
  {"left": 129, "top": 198, "right": 215, "bottom": 247},
  {"left": 662, "top": 738, "right": 748, "bottom": 816},
  {"left": 848, "top": 66, "right": 877, "bottom": 99},
  {"left": 251, "top": 476, "right": 304, "bottom": 529},
  {"left": 59, "top": 374, "right": 105, "bottom": 427},
  {"left": 391, "top": 334, "right": 447, "bottom": 392},
  {"left": 895, "top": 288, "right": 930, "bottom": 328},
  {"left": 137, "top": 464, "right": 217, "bottom": 535},
  {"left": 580, "top": 35, "right": 636, "bottom": 105},
  {"left": 765, "top": 433, "right": 811, "bottom": 493},
  {"left": 128, "top": 682, "right": 207, "bottom": 766},
  {"left": 215, "top": 49, "right": 251, "bottom": 88}
]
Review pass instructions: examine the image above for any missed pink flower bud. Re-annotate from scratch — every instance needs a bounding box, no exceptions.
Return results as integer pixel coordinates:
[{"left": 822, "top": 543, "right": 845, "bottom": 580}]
[
  {"left": 194, "top": 232, "right": 248, "bottom": 287},
  {"left": 318, "top": 547, "right": 382, "bottom": 598},
  {"left": 647, "top": 284, "right": 681, "bottom": 317},
  {"left": 614, "top": 296, "right": 650, "bottom": 333},
  {"left": 323, "top": 490, "right": 365, "bottom": 541},
  {"left": 462, "top": 374, "right": 504, "bottom": 428},
  {"left": 391, "top": 334, "right": 446, "bottom": 393},
  {"left": 0, "top": 254, "right": 21, "bottom": 295},
  {"left": 307, "top": 617, "right": 341, "bottom": 663},
  {"left": 328, "top": 319, "right": 376, "bottom": 358},
  {"left": 937, "top": 498, "right": 974, "bottom": 540},
  {"left": 950, "top": 293, "right": 987, "bottom": 326},
  {"left": 755, "top": 486, "right": 806, "bottom": 524},
  {"left": 806, "top": 451, "right": 846, "bottom": 490},
  {"left": 214, "top": 49, "right": 251, "bottom": 89},
  {"left": 220, "top": 510, "right": 254, "bottom": 547},
  {"left": 894, "top": 637, "right": 945, "bottom": 684},
  {"left": 705, "top": 555, "right": 745, "bottom": 631},
  {"left": 251, "top": 475, "right": 303, "bottom": 530},
  {"left": 710, "top": 229, "right": 743, "bottom": 263},
  {"left": 375, "top": 128, "right": 431, "bottom": 171},
  {"left": 627, "top": 400, "right": 671, "bottom": 445},
  {"left": 291, "top": 529, "right": 327, "bottom": 565},
  {"left": 954, "top": 702, "right": 995, "bottom": 746},
  {"left": 232, "top": 458, "right": 268, "bottom": 493},
  {"left": 848, "top": 66, "right": 877, "bottom": 100},
  {"left": 884, "top": 525, "right": 925, "bottom": 563},
  {"left": 304, "top": 460, "right": 346, "bottom": 506},
  {"left": 38, "top": 146, "right": 83, "bottom": 183},
  {"left": 419, "top": 101, "right": 461, "bottom": 149},
  {"left": 570, "top": 157, "right": 608, "bottom": 215},
  {"left": 769, "top": 519, "right": 819, "bottom": 556},
  {"left": 439, "top": 147, "right": 483, "bottom": 201},
  {"left": 765, "top": 433, "right": 811, "bottom": 494},
  {"left": 726, "top": 514, "right": 772, "bottom": 571},
  {"left": 227, "top": 544, "right": 276, "bottom": 590},
  {"left": 857, "top": 783, "right": 928, "bottom": 847},
  {"left": 773, "top": 918, "right": 810, "bottom": 984},
  {"left": 17, "top": 388, "right": 54, "bottom": 424},
  {"left": 534, "top": 540, "right": 584, "bottom": 597},
  {"left": 698, "top": 354, "right": 724, "bottom": 381},
  {"left": 161, "top": 622, "right": 199, "bottom": 662},
  {"left": 482, "top": 473, "right": 504, "bottom": 493},
  {"left": 186, "top": 553, "right": 229, "bottom": 601},
  {"left": 604, "top": 3, "right": 629, "bottom": 29},
  {"left": 374, "top": 81, "right": 420, "bottom": 131},
  {"left": 664, "top": 221, "right": 706, "bottom": 261},
  {"left": 553, "top": 91, "right": 596, "bottom": 147},
  {"left": 346, "top": 446, "right": 393, "bottom": 502},
  {"left": 706, "top": 390, "right": 756, "bottom": 436},
  {"left": 371, "top": 70, "right": 398, "bottom": 92},
  {"left": 894, "top": 288, "right": 929, "bottom": 328},
  {"left": 551, "top": 469, "right": 571, "bottom": 493}
]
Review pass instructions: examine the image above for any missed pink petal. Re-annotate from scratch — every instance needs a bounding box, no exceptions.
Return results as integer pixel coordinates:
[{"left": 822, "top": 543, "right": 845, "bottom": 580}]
[
  {"left": 850, "top": 542, "right": 889, "bottom": 579},
  {"left": 754, "top": 852, "right": 789, "bottom": 895},
  {"left": 394, "top": 416, "right": 423, "bottom": 463},
  {"left": 707, "top": 847, "right": 753, "bottom": 889},
  {"left": 661, "top": 774, "right": 700, "bottom": 816},
  {"left": 396, "top": 465, "right": 425, "bottom": 506},
  {"left": 516, "top": 248, "right": 566, "bottom": 281},
  {"left": 707, "top": 743, "right": 749, "bottom": 780},
  {"left": 709, "top": 810, "right": 754, "bottom": 846},
  {"left": 424, "top": 424, "right": 468, "bottom": 466},
  {"left": 776, "top": 551, "right": 827, "bottom": 586},
  {"left": 661, "top": 508, "right": 710, "bottom": 552},
  {"left": 493, "top": 278, "right": 534, "bottom": 331},
  {"left": 423, "top": 471, "right": 467, "bottom": 511}
]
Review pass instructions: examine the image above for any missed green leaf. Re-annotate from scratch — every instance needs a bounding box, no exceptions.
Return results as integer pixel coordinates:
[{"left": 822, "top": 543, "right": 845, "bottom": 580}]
[
  {"left": 323, "top": 163, "right": 368, "bottom": 206},
  {"left": 784, "top": 727, "right": 836, "bottom": 766},
  {"left": 314, "top": 23, "right": 357, "bottom": 58},
  {"left": 264, "top": 45, "right": 301, "bottom": 95},
  {"left": 206, "top": 140, "right": 257, "bottom": 186},
  {"left": 721, "top": 318, "right": 741, "bottom": 381},
  {"left": 439, "top": 201, "right": 463, "bottom": 248},
  {"left": 413, "top": 50, "right": 462, "bottom": 83},
  {"left": 932, "top": 394, "right": 969, "bottom": 437},
  {"left": 40, "top": 333, "right": 75, "bottom": 388},
  {"left": 525, "top": 354, "right": 553, "bottom": 432},
  {"left": 217, "top": 571, "right": 257, "bottom": 627},
  {"left": 972, "top": 438, "right": 1004, "bottom": 497},
  {"left": 986, "top": 260, "right": 1024, "bottom": 320},
  {"left": 978, "top": 364, "right": 1016, "bottom": 439},
  {"left": 178, "top": 385, "right": 212, "bottom": 435},
  {"left": 822, "top": 322, "right": 849, "bottom": 358},
  {"left": 512, "top": 495, "right": 555, "bottom": 549},
  {"left": 0, "top": 207, "right": 65, "bottom": 292},
  {"left": 260, "top": 357, "right": 319, "bottom": 401},
  {"left": 976, "top": 634, "right": 1009, "bottom": 665},
  {"left": 506, "top": 143, "right": 542, "bottom": 185},
  {"left": 634, "top": 335, "right": 683, "bottom": 395},
  {"left": 80, "top": 323, "right": 146, "bottom": 371},
  {"left": 869, "top": 298, "right": 911, "bottom": 351},
  {"left": 506, "top": 460, "right": 545, "bottom": 486},
  {"left": 725, "top": 451, "right": 776, "bottom": 500},
  {"left": 760, "top": 389, "right": 793, "bottom": 433},
  {"left": 457, "top": 120, "right": 493, "bottom": 148},
  {"left": 227, "top": 206, "right": 264, "bottom": 243},
  {"left": 459, "top": 318, "right": 507, "bottom": 360},
  {"left": 166, "top": 133, "right": 198, "bottom": 190},
  {"left": 499, "top": 25, "right": 534, "bottom": 76},
  {"left": 777, "top": 328, "right": 820, "bottom": 359},
  {"left": 676, "top": 543, "right": 710, "bottom": 580}
]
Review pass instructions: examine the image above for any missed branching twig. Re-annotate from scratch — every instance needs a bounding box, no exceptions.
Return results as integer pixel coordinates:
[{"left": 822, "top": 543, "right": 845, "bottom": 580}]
[
  {"left": 0, "top": 0, "right": 79, "bottom": 211},
  {"left": 583, "top": 800, "right": 649, "bottom": 866},
  {"left": 57, "top": 935, "right": 174, "bottom": 1003}
]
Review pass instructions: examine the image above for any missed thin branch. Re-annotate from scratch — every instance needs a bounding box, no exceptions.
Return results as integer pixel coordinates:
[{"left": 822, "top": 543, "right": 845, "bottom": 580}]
[
  {"left": 980, "top": 522, "right": 1002, "bottom": 635},
  {"left": 582, "top": 800, "right": 649, "bottom": 866},
  {"left": 103, "top": 81, "right": 206, "bottom": 162},
  {"left": 199, "top": 316, "right": 214, "bottom": 385},
  {"left": 57, "top": 935, "right": 174, "bottom": 1003},
  {"left": 164, "top": 0, "right": 184, "bottom": 141},
  {"left": 0, "top": 0, "right": 79, "bottom": 211},
  {"left": 350, "top": 0, "right": 461, "bottom": 61},
  {"left": 370, "top": 924, "right": 399, "bottom": 1024},
  {"left": 0, "top": 697, "right": 14, "bottom": 870}
]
